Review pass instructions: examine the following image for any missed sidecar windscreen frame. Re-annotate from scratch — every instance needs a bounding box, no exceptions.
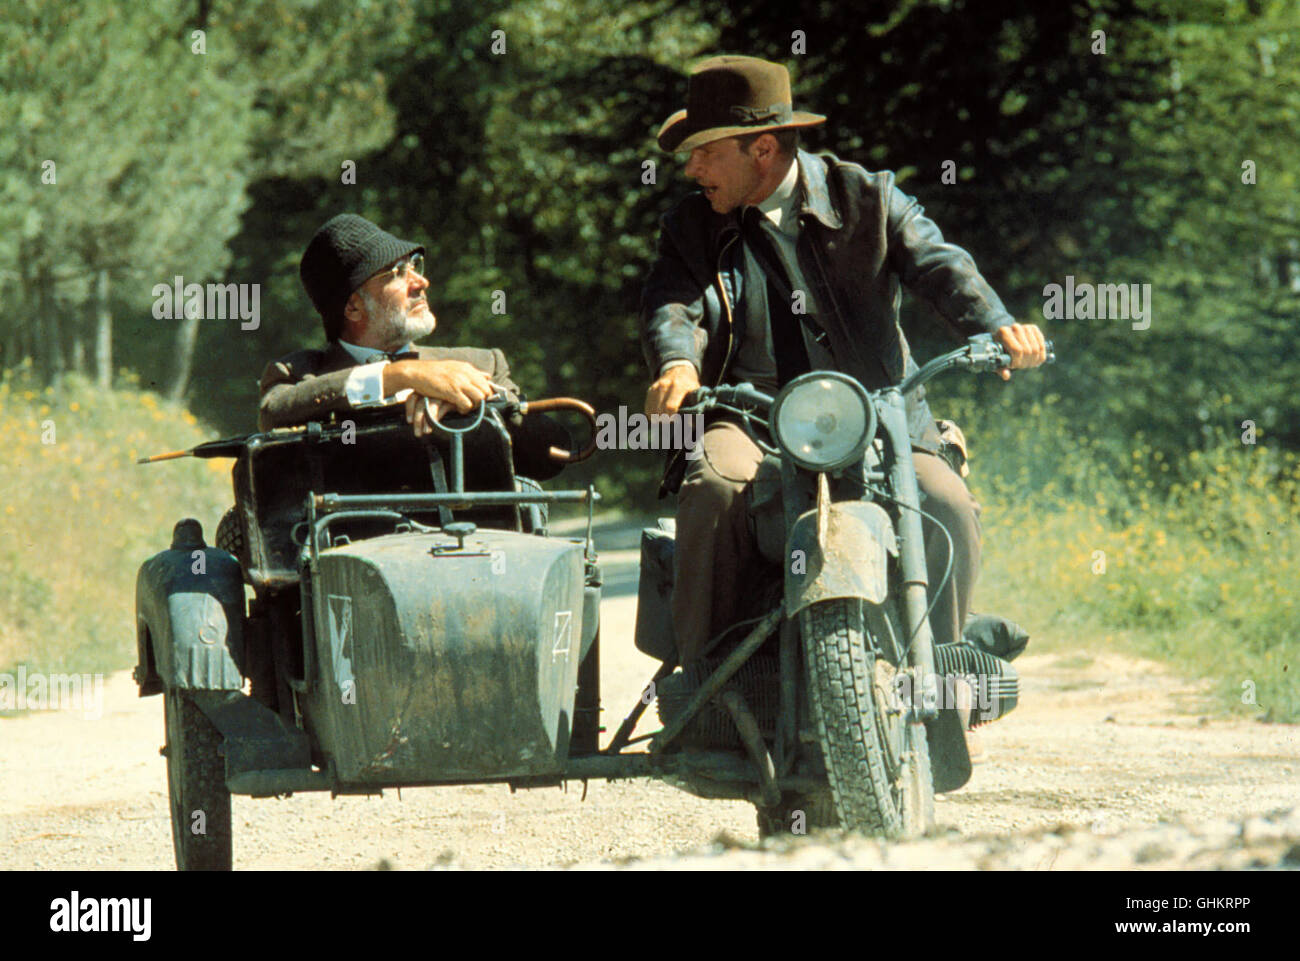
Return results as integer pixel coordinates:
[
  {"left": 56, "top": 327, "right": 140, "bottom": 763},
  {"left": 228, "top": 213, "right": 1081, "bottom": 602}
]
[{"left": 231, "top": 412, "right": 523, "bottom": 593}]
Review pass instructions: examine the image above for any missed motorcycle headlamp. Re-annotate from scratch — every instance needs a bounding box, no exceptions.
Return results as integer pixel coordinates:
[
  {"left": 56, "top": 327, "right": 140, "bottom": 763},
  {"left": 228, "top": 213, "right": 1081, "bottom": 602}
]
[{"left": 770, "top": 372, "right": 876, "bottom": 472}]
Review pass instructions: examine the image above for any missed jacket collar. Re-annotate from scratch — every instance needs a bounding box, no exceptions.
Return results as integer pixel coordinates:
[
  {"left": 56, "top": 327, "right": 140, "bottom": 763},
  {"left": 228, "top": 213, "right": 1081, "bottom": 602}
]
[
  {"left": 795, "top": 149, "right": 843, "bottom": 230},
  {"left": 320, "top": 339, "right": 360, "bottom": 374},
  {"left": 337, "top": 338, "right": 415, "bottom": 364},
  {"left": 716, "top": 148, "right": 843, "bottom": 241}
]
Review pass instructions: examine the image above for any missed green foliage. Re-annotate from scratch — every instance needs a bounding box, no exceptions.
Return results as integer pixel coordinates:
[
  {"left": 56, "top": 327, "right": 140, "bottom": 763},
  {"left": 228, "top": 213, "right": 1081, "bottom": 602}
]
[
  {"left": 1, "top": 0, "right": 414, "bottom": 393},
  {"left": 949, "top": 389, "right": 1300, "bottom": 722},
  {"left": 0, "top": 366, "right": 232, "bottom": 676},
  {"left": 0, "top": 0, "right": 253, "bottom": 370}
]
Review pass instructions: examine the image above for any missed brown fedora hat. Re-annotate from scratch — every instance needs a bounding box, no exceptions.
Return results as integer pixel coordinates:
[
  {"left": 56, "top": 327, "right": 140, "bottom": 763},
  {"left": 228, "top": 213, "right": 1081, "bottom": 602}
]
[{"left": 657, "top": 55, "right": 825, "bottom": 154}]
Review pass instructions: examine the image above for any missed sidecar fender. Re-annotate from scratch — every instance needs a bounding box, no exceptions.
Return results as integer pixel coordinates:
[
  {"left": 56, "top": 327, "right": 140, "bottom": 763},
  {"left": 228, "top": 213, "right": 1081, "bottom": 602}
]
[
  {"left": 134, "top": 545, "right": 246, "bottom": 696},
  {"left": 784, "top": 500, "right": 896, "bottom": 617}
]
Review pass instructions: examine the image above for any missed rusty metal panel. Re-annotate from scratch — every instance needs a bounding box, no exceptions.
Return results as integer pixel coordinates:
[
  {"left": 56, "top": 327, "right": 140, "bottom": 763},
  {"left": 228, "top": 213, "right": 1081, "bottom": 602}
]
[
  {"left": 135, "top": 546, "right": 246, "bottom": 692},
  {"left": 301, "top": 529, "right": 585, "bottom": 786},
  {"left": 784, "top": 500, "right": 895, "bottom": 615}
]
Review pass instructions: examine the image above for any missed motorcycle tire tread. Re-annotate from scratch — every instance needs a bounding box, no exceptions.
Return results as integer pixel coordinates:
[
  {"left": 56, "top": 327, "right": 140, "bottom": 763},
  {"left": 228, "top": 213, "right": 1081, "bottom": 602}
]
[
  {"left": 165, "top": 689, "right": 233, "bottom": 871},
  {"left": 801, "top": 599, "right": 930, "bottom": 839}
]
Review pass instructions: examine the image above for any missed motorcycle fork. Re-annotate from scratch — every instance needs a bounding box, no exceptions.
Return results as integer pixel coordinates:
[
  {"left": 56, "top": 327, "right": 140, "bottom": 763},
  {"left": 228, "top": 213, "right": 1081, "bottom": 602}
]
[
  {"left": 877, "top": 390, "right": 940, "bottom": 720},
  {"left": 776, "top": 457, "right": 811, "bottom": 776}
]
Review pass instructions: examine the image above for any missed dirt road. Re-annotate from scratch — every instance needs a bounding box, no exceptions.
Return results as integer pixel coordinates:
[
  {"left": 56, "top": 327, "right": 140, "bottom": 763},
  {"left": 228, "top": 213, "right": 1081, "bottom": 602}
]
[{"left": 2, "top": 524, "right": 1297, "bottom": 870}]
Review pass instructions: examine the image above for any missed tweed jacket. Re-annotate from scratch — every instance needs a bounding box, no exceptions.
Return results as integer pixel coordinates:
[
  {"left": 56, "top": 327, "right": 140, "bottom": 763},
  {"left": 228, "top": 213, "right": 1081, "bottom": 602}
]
[{"left": 258, "top": 341, "right": 518, "bottom": 432}]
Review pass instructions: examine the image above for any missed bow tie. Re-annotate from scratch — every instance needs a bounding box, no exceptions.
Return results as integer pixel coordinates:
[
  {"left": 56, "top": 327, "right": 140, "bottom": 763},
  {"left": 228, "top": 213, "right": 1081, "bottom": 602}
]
[{"left": 371, "top": 349, "right": 420, "bottom": 362}]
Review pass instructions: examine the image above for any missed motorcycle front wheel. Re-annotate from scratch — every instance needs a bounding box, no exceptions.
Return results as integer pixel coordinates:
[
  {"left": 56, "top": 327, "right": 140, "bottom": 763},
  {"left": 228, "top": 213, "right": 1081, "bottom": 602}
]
[{"left": 800, "top": 598, "right": 935, "bottom": 839}]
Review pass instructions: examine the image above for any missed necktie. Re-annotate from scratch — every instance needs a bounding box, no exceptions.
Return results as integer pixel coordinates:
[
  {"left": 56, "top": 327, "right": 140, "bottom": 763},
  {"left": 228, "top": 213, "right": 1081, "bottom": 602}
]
[
  {"left": 385, "top": 350, "right": 420, "bottom": 361},
  {"left": 741, "top": 207, "right": 811, "bottom": 387}
]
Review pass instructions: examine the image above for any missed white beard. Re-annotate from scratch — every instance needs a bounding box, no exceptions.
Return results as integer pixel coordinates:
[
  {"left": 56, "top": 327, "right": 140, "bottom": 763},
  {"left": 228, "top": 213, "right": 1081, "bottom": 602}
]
[{"left": 360, "top": 290, "right": 435, "bottom": 348}]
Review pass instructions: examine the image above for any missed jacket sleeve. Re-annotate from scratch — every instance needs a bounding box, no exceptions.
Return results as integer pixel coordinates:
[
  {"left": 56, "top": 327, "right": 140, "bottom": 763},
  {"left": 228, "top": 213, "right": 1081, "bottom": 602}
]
[
  {"left": 639, "top": 218, "right": 707, "bottom": 377},
  {"left": 488, "top": 347, "right": 522, "bottom": 403},
  {"left": 257, "top": 359, "right": 355, "bottom": 431},
  {"left": 884, "top": 181, "right": 1014, "bottom": 339}
]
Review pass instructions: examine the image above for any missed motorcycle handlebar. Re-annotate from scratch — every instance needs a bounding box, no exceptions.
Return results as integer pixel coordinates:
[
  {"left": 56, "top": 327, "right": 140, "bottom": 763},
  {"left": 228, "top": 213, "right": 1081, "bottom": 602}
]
[
  {"left": 519, "top": 396, "right": 600, "bottom": 463},
  {"left": 681, "top": 382, "right": 774, "bottom": 413},
  {"left": 683, "top": 334, "right": 1058, "bottom": 413}
]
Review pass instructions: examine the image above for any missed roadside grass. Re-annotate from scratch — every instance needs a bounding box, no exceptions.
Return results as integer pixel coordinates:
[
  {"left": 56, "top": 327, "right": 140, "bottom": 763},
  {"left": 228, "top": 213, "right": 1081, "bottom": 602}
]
[
  {"left": 0, "top": 365, "right": 232, "bottom": 679},
  {"left": 952, "top": 393, "right": 1299, "bottom": 723}
]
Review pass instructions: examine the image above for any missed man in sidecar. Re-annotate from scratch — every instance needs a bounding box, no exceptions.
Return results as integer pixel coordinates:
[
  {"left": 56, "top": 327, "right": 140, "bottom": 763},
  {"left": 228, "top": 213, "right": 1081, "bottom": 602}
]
[
  {"left": 258, "top": 212, "right": 564, "bottom": 477},
  {"left": 217, "top": 213, "right": 567, "bottom": 558}
]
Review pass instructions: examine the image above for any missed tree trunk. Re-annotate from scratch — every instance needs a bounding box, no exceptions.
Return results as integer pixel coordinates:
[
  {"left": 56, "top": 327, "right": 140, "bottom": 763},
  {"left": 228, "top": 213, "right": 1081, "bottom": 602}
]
[
  {"left": 169, "top": 308, "right": 200, "bottom": 403},
  {"left": 95, "top": 268, "right": 112, "bottom": 390},
  {"left": 41, "top": 268, "right": 65, "bottom": 383},
  {"left": 16, "top": 240, "right": 40, "bottom": 377},
  {"left": 70, "top": 326, "right": 86, "bottom": 373}
]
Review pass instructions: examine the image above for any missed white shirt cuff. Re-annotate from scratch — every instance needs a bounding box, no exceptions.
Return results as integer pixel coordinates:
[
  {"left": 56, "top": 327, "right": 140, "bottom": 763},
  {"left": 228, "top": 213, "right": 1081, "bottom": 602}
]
[
  {"left": 344, "top": 361, "right": 412, "bottom": 409},
  {"left": 659, "top": 359, "right": 698, "bottom": 377}
]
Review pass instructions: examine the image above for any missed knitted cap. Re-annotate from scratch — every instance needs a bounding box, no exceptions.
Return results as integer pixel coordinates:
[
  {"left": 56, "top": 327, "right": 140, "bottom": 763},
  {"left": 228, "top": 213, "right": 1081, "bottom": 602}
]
[{"left": 299, "top": 213, "right": 424, "bottom": 341}]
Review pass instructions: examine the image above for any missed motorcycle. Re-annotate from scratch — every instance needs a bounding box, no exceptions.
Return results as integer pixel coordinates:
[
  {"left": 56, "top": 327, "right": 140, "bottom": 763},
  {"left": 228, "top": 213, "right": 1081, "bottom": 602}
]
[
  {"left": 624, "top": 332, "right": 1053, "bottom": 837},
  {"left": 132, "top": 333, "right": 1050, "bottom": 869}
]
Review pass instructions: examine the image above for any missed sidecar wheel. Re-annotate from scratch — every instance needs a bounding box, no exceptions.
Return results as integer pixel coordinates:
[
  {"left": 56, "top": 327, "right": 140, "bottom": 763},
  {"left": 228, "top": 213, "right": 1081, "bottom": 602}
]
[
  {"left": 800, "top": 598, "right": 935, "bottom": 840},
  {"left": 164, "top": 690, "right": 233, "bottom": 871}
]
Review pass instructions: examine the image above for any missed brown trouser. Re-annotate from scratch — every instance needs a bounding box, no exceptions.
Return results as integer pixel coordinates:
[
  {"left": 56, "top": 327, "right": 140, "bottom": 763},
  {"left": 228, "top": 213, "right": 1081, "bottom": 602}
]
[{"left": 672, "top": 420, "right": 981, "bottom": 665}]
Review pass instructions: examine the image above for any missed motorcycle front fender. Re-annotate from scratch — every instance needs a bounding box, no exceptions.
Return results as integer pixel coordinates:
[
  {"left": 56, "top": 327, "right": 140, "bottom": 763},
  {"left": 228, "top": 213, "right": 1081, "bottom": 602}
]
[{"left": 784, "top": 492, "right": 896, "bottom": 618}]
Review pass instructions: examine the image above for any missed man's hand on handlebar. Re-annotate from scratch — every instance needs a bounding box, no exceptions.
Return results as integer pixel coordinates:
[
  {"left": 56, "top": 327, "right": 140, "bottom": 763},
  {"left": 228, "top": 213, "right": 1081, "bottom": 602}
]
[
  {"left": 385, "top": 358, "right": 495, "bottom": 413},
  {"left": 645, "top": 363, "right": 701, "bottom": 417},
  {"left": 992, "top": 323, "right": 1049, "bottom": 380}
]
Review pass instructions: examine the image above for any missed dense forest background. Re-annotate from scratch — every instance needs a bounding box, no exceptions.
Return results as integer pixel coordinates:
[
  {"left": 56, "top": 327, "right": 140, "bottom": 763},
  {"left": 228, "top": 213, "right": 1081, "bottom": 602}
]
[{"left": 2, "top": 0, "right": 1296, "bottom": 503}]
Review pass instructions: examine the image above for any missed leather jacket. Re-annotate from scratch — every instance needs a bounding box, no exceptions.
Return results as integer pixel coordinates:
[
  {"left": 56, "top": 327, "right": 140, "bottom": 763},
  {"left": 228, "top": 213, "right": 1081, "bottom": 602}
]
[{"left": 640, "top": 149, "right": 1014, "bottom": 492}]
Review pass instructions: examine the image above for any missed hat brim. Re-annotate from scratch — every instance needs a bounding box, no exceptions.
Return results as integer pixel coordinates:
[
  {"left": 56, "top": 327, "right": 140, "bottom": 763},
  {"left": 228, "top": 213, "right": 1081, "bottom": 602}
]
[{"left": 656, "top": 108, "right": 826, "bottom": 153}]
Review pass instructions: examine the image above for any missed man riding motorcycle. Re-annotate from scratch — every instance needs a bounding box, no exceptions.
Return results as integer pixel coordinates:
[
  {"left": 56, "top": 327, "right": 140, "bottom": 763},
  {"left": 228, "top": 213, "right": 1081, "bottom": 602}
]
[{"left": 639, "top": 56, "right": 1049, "bottom": 670}]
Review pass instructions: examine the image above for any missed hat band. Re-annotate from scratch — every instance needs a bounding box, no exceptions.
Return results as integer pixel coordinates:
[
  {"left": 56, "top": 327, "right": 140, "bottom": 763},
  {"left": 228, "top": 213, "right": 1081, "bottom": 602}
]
[{"left": 727, "top": 103, "right": 793, "bottom": 125}]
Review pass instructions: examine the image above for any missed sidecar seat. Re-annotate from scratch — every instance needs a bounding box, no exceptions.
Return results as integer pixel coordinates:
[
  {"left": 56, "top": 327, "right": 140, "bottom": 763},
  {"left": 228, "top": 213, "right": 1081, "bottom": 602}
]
[{"left": 230, "top": 412, "right": 528, "bottom": 594}]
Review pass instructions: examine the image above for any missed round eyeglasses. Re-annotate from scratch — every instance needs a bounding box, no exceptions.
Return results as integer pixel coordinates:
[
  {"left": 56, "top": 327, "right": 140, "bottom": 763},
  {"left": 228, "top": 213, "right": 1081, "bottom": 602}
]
[{"left": 373, "top": 252, "right": 425, "bottom": 283}]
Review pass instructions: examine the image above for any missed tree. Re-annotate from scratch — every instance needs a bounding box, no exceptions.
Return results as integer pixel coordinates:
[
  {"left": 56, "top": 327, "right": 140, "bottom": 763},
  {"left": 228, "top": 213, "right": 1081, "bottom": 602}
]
[
  {"left": 0, "top": 0, "right": 414, "bottom": 398},
  {"left": 0, "top": 1, "right": 251, "bottom": 388}
]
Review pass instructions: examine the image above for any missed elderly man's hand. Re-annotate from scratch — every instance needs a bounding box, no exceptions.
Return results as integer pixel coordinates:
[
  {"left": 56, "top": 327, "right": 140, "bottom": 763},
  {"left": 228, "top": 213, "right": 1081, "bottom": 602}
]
[
  {"left": 993, "top": 323, "right": 1049, "bottom": 381},
  {"left": 645, "top": 364, "right": 701, "bottom": 417},
  {"left": 403, "top": 393, "right": 443, "bottom": 438},
  {"left": 385, "top": 358, "right": 494, "bottom": 412}
]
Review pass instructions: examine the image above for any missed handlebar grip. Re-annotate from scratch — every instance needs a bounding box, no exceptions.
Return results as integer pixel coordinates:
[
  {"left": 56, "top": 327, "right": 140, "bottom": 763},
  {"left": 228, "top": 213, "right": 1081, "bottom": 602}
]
[
  {"left": 988, "top": 337, "right": 1057, "bottom": 368},
  {"left": 520, "top": 397, "right": 600, "bottom": 463}
]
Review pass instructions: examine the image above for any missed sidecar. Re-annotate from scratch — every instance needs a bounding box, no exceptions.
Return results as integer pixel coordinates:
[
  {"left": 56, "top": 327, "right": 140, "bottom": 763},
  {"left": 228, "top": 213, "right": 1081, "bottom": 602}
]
[{"left": 133, "top": 403, "right": 604, "bottom": 869}]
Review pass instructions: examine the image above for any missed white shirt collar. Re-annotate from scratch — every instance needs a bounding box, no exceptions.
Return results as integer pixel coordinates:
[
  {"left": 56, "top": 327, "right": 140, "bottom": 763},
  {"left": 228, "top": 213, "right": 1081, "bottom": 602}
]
[
  {"left": 757, "top": 157, "right": 800, "bottom": 231},
  {"left": 338, "top": 339, "right": 414, "bottom": 364}
]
